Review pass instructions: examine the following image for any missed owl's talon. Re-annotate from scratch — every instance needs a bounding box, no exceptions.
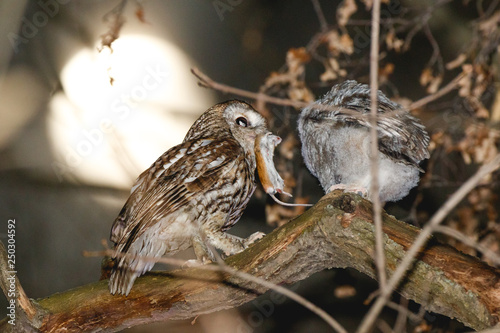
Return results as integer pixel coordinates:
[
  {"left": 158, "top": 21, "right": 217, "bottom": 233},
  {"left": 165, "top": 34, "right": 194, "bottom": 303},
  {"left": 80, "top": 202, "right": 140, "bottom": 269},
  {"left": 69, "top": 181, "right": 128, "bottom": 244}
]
[
  {"left": 350, "top": 187, "right": 368, "bottom": 198},
  {"left": 183, "top": 259, "right": 205, "bottom": 267},
  {"left": 328, "top": 184, "right": 347, "bottom": 193},
  {"left": 244, "top": 231, "right": 266, "bottom": 247},
  {"left": 328, "top": 184, "right": 368, "bottom": 198}
]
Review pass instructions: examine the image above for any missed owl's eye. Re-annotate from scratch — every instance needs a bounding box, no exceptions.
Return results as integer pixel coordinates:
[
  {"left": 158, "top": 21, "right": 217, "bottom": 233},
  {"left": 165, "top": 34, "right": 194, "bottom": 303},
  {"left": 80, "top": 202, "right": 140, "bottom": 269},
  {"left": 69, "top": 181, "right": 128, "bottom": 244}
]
[{"left": 236, "top": 117, "right": 248, "bottom": 127}]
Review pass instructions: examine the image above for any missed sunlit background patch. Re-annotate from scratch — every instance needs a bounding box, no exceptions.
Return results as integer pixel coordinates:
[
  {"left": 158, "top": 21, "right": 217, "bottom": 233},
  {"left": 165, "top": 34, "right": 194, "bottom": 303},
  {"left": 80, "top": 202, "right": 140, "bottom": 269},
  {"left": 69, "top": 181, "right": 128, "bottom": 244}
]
[{"left": 48, "top": 34, "right": 214, "bottom": 187}]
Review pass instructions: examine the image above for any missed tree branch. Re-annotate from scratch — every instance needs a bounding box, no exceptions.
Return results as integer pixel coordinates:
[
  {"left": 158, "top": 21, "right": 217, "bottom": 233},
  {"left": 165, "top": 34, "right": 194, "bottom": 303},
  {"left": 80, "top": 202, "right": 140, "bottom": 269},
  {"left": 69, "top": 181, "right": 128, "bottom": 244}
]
[
  {"left": 357, "top": 152, "right": 500, "bottom": 333},
  {"left": 1, "top": 191, "right": 499, "bottom": 332},
  {"left": 369, "top": 0, "right": 387, "bottom": 292}
]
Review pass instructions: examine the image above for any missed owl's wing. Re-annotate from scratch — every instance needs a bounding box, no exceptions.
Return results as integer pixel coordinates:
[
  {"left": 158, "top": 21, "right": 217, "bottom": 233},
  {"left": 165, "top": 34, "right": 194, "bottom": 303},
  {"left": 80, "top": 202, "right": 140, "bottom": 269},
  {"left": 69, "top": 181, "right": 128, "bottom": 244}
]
[
  {"left": 332, "top": 101, "right": 430, "bottom": 166},
  {"left": 110, "top": 136, "right": 246, "bottom": 251},
  {"left": 374, "top": 112, "right": 430, "bottom": 166},
  {"left": 320, "top": 81, "right": 429, "bottom": 166}
]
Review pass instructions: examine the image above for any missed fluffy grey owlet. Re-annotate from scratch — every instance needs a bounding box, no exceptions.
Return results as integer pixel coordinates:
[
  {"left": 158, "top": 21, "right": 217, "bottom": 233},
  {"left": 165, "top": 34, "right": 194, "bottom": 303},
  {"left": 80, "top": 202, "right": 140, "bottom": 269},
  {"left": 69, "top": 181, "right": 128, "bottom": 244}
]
[
  {"left": 297, "top": 80, "right": 430, "bottom": 202},
  {"left": 109, "top": 100, "right": 269, "bottom": 295}
]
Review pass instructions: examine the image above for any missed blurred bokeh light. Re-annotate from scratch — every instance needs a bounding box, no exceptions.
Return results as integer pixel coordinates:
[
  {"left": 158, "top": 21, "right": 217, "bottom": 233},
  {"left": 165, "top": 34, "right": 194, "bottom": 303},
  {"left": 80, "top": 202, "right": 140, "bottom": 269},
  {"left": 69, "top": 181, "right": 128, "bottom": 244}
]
[{"left": 49, "top": 34, "right": 214, "bottom": 187}]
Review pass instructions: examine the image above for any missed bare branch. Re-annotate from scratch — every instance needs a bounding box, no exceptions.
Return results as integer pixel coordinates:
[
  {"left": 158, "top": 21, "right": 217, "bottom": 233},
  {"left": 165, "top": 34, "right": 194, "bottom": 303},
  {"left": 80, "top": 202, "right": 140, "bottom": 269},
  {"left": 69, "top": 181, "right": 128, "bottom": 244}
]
[
  {"left": 89, "top": 249, "right": 345, "bottom": 332},
  {"left": 311, "top": 0, "right": 329, "bottom": 32},
  {"left": 434, "top": 225, "right": 500, "bottom": 266},
  {"left": 409, "top": 72, "right": 464, "bottom": 110},
  {"left": 99, "top": 0, "right": 128, "bottom": 52},
  {"left": 357, "top": 153, "right": 500, "bottom": 333},
  {"left": 191, "top": 67, "right": 310, "bottom": 109},
  {"left": 369, "top": 0, "right": 387, "bottom": 293},
  {"left": 1, "top": 191, "right": 499, "bottom": 332},
  {"left": 191, "top": 67, "right": 409, "bottom": 119}
]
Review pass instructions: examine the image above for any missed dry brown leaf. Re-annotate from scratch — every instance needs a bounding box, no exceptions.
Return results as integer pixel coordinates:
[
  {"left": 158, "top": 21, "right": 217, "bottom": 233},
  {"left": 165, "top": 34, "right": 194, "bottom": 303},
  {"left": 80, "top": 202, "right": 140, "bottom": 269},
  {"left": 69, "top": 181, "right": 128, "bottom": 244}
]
[
  {"left": 479, "top": 10, "right": 500, "bottom": 35},
  {"left": 320, "top": 57, "right": 348, "bottom": 82},
  {"left": 446, "top": 53, "right": 467, "bottom": 70},
  {"left": 288, "top": 84, "right": 314, "bottom": 102},
  {"left": 426, "top": 74, "right": 443, "bottom": 94},
  {"left": 337, "top": 0, "right": 358, "bottom": 27},
  {"left": 99, "top": 7, "right": 126, "bottom": 52},
  {"left": 487, "top": 199, "right": 499, "bottom": 226},
  {"left": 265, "top": 204, "right": 282, "bottom": 226},
  {"left": 286, "top": 47, "right": 310, "bottom": 75},
  {"left": 263, "top": 72, "right": 292, "bottom": 88},
  {"left": 323, "top": 31, "right": 354, "bottom": 55},
  {"left": 283, "top": 171, "right": 297, "bottom": 189},
  {"left": 334, "top": 285, "right": 357, "bottom": 298},
  {"left": 413, "top": 321, "right": 432, "bottom": 333},
  {"left": 385, "top": 30, "right": 404, "bottom": 52},
  {"left": 339, "top": 33, "right": 354, "bottom": 55},
  {"left": 361, "top": 0, "right": 372, "bottom": 9},
  {"left": 419, "top": 68, "right": 433, "bottom": 86},
  {"left": 288, "top": 47, "right": 311, "bottom": 63},
  {"left": 479, "top": 234, "right": 500, "bottom": 266},
  {"left": 455, "top": 124, "right": 500, "bottom": 164},
  {"left": 428, "top": 131, "right": 443, "bottom": 152},
  {"left": 475, "top": 128, "right": 499, "bottom": 162},
  {"left": 419, "top": 68, "right": 442, "bottom": 93},
  {"left": 278, "top": 134, "right": 298, "bottom": 160},
  {"left": 135, "top": 3, "right": 147, "bottom": 23},
  {"left": 320, "top": 67, "right": 338, "bottom": 82},
  {"left": 262, "top": 47, "right": 314, "bottom": 102},
  {"left": 458, "top": 64, "right": 473, "bottom": 97},
  {"left": 378, "top": 63, "right": 394, "bottom": 83},
  {"left": 265, "top": 200, "right": 307, "bottom": 227},
  {"left": 476, "top": 106, "right": 490, "bottom": 119}
]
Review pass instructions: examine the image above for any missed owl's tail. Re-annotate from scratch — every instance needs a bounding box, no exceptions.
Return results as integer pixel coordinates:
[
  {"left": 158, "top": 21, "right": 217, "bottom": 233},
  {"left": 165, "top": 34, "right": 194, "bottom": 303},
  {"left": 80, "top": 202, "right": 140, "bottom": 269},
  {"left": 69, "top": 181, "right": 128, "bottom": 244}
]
[{"left": 108, "top": 253, "right": 156, "bottom": 295}]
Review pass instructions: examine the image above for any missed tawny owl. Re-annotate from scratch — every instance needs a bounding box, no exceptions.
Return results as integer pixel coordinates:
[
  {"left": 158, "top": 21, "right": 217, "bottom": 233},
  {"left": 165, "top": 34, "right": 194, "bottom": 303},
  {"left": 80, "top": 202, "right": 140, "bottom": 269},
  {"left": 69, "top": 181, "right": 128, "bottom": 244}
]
[
  {"left": 109, "top": 100, "right": 268, "bottom": 295},
  {"left": 297, "top": 80, "right": 430, "bottom": 202}
]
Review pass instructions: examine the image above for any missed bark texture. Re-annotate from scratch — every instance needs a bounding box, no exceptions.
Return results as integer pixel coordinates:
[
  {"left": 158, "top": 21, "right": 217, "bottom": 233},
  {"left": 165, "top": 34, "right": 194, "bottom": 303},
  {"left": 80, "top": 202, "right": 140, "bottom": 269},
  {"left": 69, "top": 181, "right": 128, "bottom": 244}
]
[{"left": 1, "top": 190, "right": 499, "bottom": 332}]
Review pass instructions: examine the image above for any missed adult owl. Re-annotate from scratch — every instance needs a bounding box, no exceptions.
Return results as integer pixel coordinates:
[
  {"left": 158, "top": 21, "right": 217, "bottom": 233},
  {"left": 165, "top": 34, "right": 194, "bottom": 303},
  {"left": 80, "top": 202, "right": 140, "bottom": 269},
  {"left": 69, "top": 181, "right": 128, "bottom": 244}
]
[
  {"left": 297, "top": 80, "right": 430, "bottom": 202},
  {"left": 109, "top": 100, "right": 268, "bottom": 295}
]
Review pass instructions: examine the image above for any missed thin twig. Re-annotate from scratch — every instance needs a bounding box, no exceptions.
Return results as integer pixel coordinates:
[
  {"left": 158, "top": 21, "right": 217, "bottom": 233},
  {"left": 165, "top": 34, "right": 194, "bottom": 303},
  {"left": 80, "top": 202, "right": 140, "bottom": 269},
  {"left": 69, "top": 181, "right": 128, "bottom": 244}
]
[
  {"left": 423, "top": 23, "right": 444, "bottom": 73},
  {"left": 434, "top": 225, "right": 500, "bottom": 266},
  {"left": 85, "top": 249, "right": 347, "bottom": 333},
  {"left": 191, "top": 67, "right": 410, "bottom": 120},
  {"left": 369, "top": 0, "right": 387, "bottom": 293},
  {"left": 400, "top": 0, "right": 452, "bottom": 52},
  {"left": 393, "top": 297, "right": 409, "bottom": 332},
  {"left": 192, "top": 68, "right": 310, "bottom": 109},
  {"left": 99, "top": 0, "right": 128, "bottom": 51},
  {"left": 409, "top": 72, "right": 464, "bottom": 110},
  {"left": 376, "top": 319, "right": 394, "bottom": 333},
  {"left": 311, "top": 0, "right": 329, "bottom": 32},
  {"left": 386, "top": 299, "right": 421, "bottom": 323},
  {"left": 193, "top": 63, "right": 463, "bottom": 122},
  {"left": 484, "top": 0, "right": 500, "bottom": 18},
  {"left": 356, "top": 152, "right": 500, "bottom": 333}
]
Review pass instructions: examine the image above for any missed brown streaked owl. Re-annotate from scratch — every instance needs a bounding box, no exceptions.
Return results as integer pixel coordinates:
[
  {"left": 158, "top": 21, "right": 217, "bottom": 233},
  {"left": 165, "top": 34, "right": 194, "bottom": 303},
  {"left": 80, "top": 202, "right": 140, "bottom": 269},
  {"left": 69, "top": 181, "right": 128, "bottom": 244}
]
[
  {"left": 109, "top": 100, "right": 268, "bottom": 295},
  {"left": 297, "top": 80, "right": 430, "bottom": 202}
]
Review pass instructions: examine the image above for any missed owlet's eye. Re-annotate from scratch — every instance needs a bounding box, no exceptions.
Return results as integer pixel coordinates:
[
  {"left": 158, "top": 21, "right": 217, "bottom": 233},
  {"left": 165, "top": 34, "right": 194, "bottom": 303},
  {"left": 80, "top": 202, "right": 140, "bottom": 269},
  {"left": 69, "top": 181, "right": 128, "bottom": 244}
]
[{"left": 236, "top": 117, "right": 248, "bottom": 127}]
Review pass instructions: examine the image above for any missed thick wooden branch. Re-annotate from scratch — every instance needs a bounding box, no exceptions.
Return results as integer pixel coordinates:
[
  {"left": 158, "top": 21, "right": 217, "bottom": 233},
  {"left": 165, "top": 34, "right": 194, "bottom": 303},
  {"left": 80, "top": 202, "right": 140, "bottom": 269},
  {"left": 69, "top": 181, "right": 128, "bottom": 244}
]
[{"left": 1, "top": 191, "right": 499, "bottom": 332}]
